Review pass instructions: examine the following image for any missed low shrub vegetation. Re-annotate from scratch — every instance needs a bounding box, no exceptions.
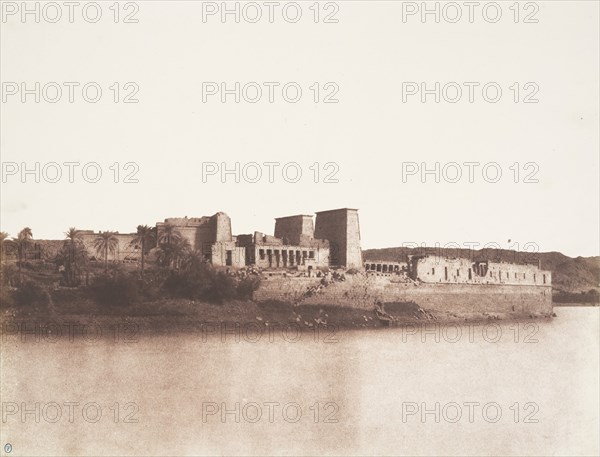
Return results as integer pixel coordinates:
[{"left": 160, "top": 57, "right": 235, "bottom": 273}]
[
  {"left": 2, "top": 259, "right": 261, "bottom": 311},
  {"left": 236, "top": 276, "right": 261, "bottom": 300},
  {"left": 89, "top": 273, "right": 141, "bottom": 306},
  {"left": 553, "top": 289, "right": 600, "bottom": 304},
  {"left": 14, "top": 279, "right": 48, "bottom": 307},
  {"left": 163, "top": 264, "right": 244, "bottom": 304}
]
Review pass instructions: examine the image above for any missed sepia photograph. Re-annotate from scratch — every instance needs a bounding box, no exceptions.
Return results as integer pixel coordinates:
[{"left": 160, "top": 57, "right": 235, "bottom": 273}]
[{"left": 1, "top": 1, "right": 599, "bottom": 456}]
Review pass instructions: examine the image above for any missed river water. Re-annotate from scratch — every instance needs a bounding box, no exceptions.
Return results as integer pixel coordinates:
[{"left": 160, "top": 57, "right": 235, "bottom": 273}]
[{"left": 1, "top": 306, "right": 598, "bottom": 456}]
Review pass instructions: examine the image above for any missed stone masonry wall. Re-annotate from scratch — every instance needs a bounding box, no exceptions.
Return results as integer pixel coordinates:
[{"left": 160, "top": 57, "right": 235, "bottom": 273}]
[
  {"left": 414, "top": 256, "right": 552, "bottom": 286},
  {"left": 251, "top": 245, "right": 330, "bottom": 269},
  {"left": 253, "top": 274, "right": 553, "bottom": 315},
  {"left": 314, "top": 208, "right": 362, "bottom": 269},
  {"left": 80, "top": 232, "right": 138, "bottom": 262},
  {"left": 254, "top": 277, "right": 322, "bottom": 303},
  {"left": 274, "top": 215, "right": 314, "bottom": 245}
]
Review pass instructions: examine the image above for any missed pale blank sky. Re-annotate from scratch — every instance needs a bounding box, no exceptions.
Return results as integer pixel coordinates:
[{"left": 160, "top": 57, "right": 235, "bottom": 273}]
[{"left": 1, "top": 1, "right": 598, "bottom": 257}]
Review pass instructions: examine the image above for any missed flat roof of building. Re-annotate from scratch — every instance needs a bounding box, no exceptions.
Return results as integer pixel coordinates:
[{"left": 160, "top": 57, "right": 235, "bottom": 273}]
[
  {"left": 274, "top": 214, "right": 314, "bottom": 220},
  {"left": 315, "top": 208, "right": 359, "bottom": 214}
]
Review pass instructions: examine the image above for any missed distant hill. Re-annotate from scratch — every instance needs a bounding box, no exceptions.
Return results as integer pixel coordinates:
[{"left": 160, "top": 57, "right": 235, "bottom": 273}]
[{"left": 362, "top": 247, "right": 600, "bottom": 295}]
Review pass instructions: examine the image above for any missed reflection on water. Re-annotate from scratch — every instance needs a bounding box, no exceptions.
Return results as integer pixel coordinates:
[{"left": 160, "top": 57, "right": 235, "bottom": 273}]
[{"left": 1, "top": 307, "right": 598, "bottom": 456}]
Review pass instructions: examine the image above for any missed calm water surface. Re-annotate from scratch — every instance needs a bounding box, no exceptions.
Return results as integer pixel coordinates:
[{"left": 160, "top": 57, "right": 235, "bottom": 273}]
[{"left": 1, "top": 306, "right": 598, "bottom": 456}]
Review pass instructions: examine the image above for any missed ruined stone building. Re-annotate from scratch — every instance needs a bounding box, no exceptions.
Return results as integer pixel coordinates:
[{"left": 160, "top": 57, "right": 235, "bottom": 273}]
[
  {"left": 5, "top": 232, "right": 139, "bottom": 263},
  {"left": 314, "top": 208, "right": 363, "bottom": 269},
  {"left": 158, "top": 208, "right": 361, "bottom": 270},
  {"left": 364, "top": 261, "right": 407, "bottom": 275},
  {"left": 78, "top": 231, "right": 139, "bottom": 262},
  {"left": 5, "top": 206, "right": 552, "bottom": 291},
  {"left": 5, "top": 208, "right": 361, "bottom": 270},
  {"left": 156, "top": 212, "right": 244, "bottom": 267},
  {"left": 236, "top": 214, "right": 331, "bottom": 270},
  {"left": 364, "top": 255, "right": 551, "bottom": 287},
  {"left": 407, "top": 255, "right": 551, "bottom": 286},
  {"left": 2, "top": 207, "right": 554, "bottom": 316}
]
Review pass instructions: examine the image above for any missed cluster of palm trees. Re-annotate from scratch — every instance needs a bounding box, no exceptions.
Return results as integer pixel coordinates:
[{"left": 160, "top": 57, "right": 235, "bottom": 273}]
[
  {"left": 154, "top": 224, "right": 191, "bottom": 270},
  {"left": 87, "top": 224, "right": 194, "bottom": 273},
  {"left": 79, "top": 225, "right": 158, "bottom": 275},
  {"left": 131, "top": 225, "right": 157, "bottom": 275},
  {"left": 0, "top": 223, "right": 193, "bottom": 284},
  {"left": 0, "top": 228, "right": 33, "bottom": 282},
  {"left": 63, "top": 227, "right": 87, "bottom": 285},
  {"left": 89, "top": 224, "right": 196, "bottom": 273}
]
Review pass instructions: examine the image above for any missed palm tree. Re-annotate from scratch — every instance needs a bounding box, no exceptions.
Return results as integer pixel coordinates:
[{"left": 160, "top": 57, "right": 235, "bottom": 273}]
[
  {"left": 156, "top": 224, "right": 186, "bottom": 270},
  {"left": 93, "top": 231, "right": 119, "bottom": 272},
  {"left": 130, "top": 225, "right": 156, "bottom": 277},
  {"left": 10, "top": 227, "right": 33, "bottom": 281},
  {"left": 63, "top": 227, "right": 84, "bottom": 285},
  {"left": 158, "top": 223, "right": 182, "bottom": 245},
  {"left": 0, "top": 231, "right": 8, "bottom": 284},
  {"left": 181, "top": 249, "right": 206, "bottom": 272},
  {"left": 156, "top": 236, "right": 190, "bottom": 271},
  {"left": 0, "top": 231, "right": 8, "bottom": 263}
]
